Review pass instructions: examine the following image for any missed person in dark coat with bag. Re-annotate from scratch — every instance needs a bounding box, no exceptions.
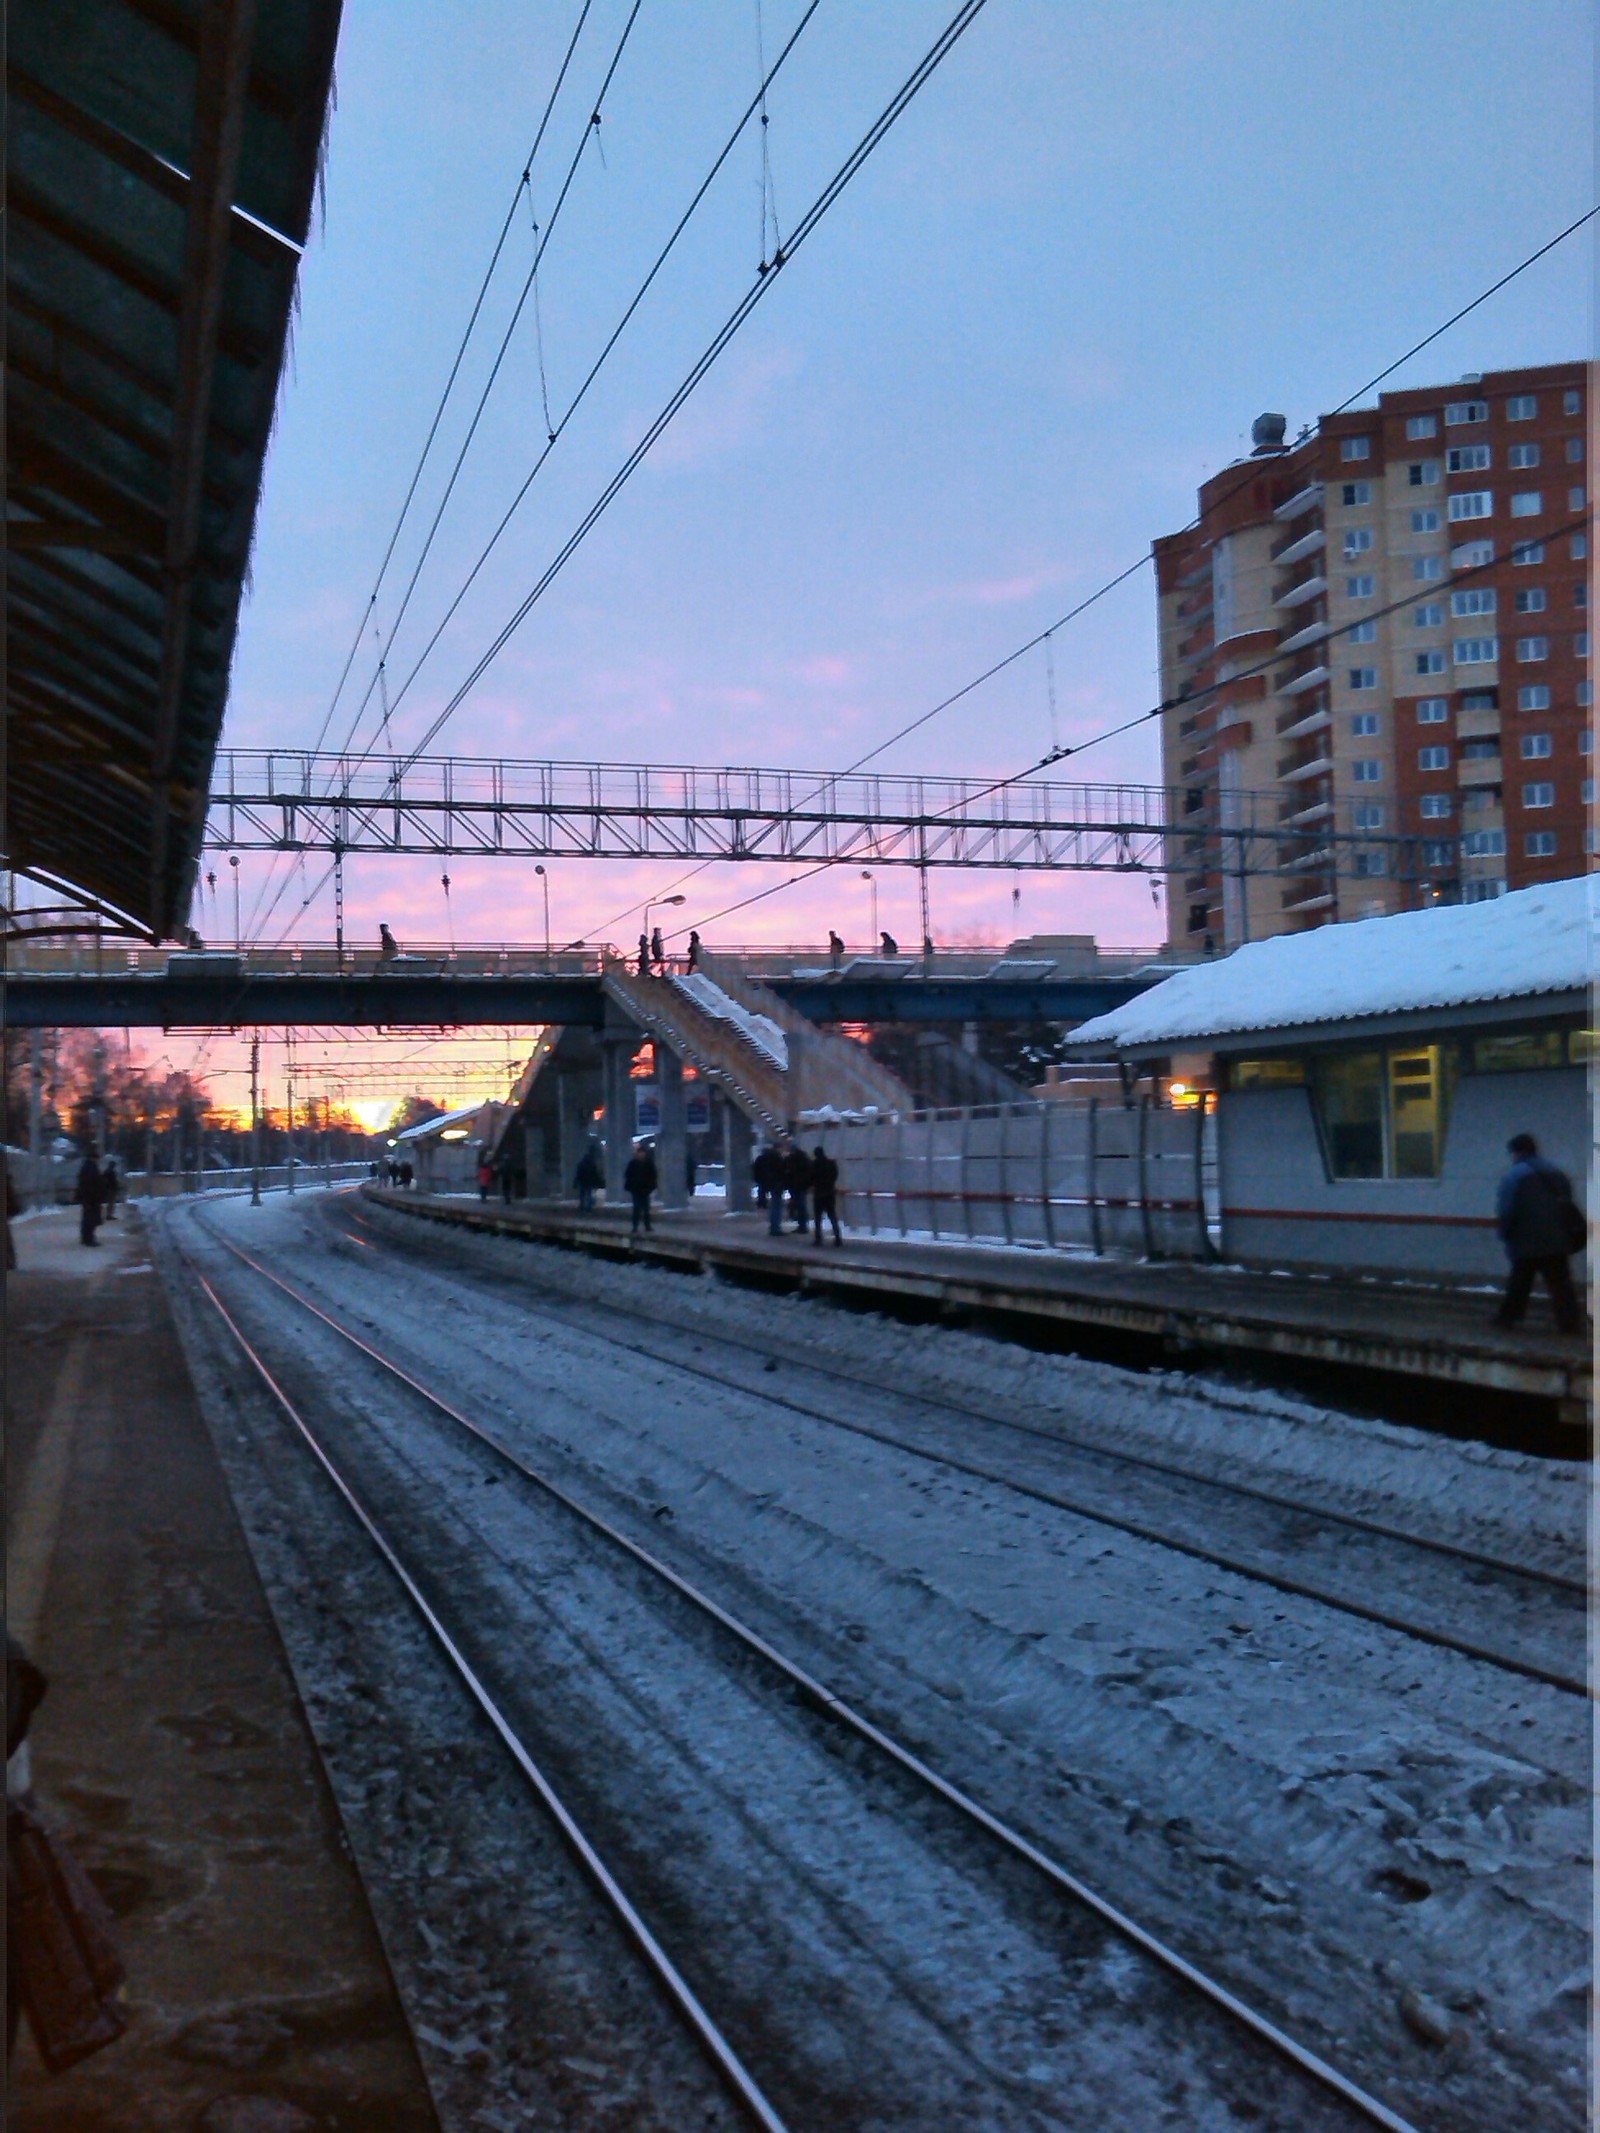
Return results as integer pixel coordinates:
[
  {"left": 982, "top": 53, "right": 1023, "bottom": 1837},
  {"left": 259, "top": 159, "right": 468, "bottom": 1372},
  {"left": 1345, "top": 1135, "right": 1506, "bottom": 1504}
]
[
  {"left": 73, "top": 1155, "right": 104, "bottom": 1248},
  {"left": 574, "top": 1143, "right": 604, "bottom": 1214},
  {"left": 810, "top": 1144, "right": 842, "bottom": 1246},
  {"left": 624, "top": 1142, "right": 658, "bottom": 1235},
  {"left": 783, "top": 1142, "right": 812, "bottom": 1234},
  {"left": 1493, "top": 1131, "right": 1583, "bottom": 1333}
]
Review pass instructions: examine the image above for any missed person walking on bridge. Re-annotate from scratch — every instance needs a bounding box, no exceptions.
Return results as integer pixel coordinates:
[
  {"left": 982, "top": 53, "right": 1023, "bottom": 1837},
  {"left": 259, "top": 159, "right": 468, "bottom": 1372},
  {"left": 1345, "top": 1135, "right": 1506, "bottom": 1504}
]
[
  {"left": 379, "top": 922, "right": 401, "bottom": 963},
  {"left": 1493, "top": 1131, "right": 1583, "bottom": 1333},
  {"left": 811, "top": 1145, "right": 842, "bottom": 1246},
  {"left": 686, "top": 930, "right": 703, "bottom": 972},
  {"left": 828, "top": 930, "right": 845, "bottom": 972},
  {"left": 73, "top": 1153, "right": 104, "bottom": 1248},
  {"left": 637, "top": 932, "right": 651, "bottom": 977},
  {"left": 624, "top": 1141, "right": 658, "bottom": 1235}
]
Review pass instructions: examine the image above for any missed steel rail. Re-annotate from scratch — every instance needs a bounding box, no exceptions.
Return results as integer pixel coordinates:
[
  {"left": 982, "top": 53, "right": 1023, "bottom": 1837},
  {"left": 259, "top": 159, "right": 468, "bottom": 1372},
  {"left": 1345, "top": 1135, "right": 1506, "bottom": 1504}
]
[
  {"left": 192, "top": 1212, "right": 1424, "bottom": 2133},
  {"left": 333, "top": 1198, "right": 1590, "bottom": 1697},
  {"left": 187, "top": 1263, "right": 792, "bottom": 2133},
  {"left": 347, "top": 1197, "right": 1585, "bottom": 1597}
]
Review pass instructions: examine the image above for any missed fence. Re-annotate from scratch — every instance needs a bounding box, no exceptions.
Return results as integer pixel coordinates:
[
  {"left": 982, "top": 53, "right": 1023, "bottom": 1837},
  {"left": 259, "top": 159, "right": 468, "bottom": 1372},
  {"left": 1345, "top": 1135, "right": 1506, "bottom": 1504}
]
[
  {"left": 823, "top": 1099, "right": 1217, "bottom": 1260},
  {"left": 7, "top": 1156, "right": 371, "bottom": 1208}
]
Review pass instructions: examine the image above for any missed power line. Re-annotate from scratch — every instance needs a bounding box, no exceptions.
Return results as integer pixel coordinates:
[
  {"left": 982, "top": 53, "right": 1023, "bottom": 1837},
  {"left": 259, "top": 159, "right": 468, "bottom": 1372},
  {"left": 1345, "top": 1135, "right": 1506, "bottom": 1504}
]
[{"left": 252, "top": 0, "right": 993, "bottom": 954}]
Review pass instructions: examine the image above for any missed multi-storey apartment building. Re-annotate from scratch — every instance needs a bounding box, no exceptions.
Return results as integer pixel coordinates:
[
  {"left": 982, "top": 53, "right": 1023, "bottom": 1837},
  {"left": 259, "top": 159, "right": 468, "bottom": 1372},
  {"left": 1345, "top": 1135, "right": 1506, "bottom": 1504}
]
[{"left": 1155, "top": 361, "right": 1591, "bottom": 950}]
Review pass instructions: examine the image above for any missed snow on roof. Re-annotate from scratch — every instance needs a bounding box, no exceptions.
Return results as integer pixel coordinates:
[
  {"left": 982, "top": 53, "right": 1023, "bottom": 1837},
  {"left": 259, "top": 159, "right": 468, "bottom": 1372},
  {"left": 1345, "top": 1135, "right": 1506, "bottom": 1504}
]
[
  {"left": 393, "top": 1102, "right": 484, "bottom": 1142},
  {"left": 1071, "top": 876, "right": 1593, "bottom": 1051}
]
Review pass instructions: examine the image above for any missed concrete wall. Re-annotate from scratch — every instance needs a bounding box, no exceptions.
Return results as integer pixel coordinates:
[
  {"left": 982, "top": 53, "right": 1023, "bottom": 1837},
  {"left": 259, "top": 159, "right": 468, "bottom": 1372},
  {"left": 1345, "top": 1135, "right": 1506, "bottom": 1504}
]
[{"left": 1217, "top": 1066, "right": 1587, "bottom": 1278}]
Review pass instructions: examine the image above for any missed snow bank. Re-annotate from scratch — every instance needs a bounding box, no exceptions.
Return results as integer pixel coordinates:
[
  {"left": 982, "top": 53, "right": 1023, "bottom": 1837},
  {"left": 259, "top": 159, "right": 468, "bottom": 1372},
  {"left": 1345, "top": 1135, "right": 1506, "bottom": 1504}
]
[
  {"left": 672, "top": 974, "right": 789, "bottom": 1069},
  {"left": 1072, "top": 875, "right": 1593, "bottom": 1048}
]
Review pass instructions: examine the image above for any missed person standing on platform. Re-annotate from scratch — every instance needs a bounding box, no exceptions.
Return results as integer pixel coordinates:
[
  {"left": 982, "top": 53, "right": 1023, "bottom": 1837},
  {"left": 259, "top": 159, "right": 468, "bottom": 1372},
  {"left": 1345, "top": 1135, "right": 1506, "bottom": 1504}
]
[
  {"left": 752, "top": 1143, "right": 783, "bottom": 1232},
  {"left": 811, "top": 1145, "right": 842, "bottom": 1246},
  {"left": 73, "top": 1153, "right": 104, "bottom": 1247},
  {"left": 624, "top": 1141, "right": 658, "bottom": 1235},
  {"left": 476, "top": 1155, "right": 494, "bottom": 1201},
  {"left": 100, "top": 1158, "right": 120, "bottom": 1221},
  {"left": 1493, "top": 1131, "right": 1583, "bottom": 1333},
  {"left": 574, "top": 1143, "right": 603, "bottom": 1214},
  {"left": 783, "top": 1142, "right": 813, "bottom": 1234}
]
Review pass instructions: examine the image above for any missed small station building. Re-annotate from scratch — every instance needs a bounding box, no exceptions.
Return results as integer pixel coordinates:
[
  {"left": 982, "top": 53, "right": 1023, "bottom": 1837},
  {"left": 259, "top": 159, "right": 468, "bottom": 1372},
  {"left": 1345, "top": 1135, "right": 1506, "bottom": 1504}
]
[{"left": 1070, "top": 877, "right": 1590, "bottom": 1281}]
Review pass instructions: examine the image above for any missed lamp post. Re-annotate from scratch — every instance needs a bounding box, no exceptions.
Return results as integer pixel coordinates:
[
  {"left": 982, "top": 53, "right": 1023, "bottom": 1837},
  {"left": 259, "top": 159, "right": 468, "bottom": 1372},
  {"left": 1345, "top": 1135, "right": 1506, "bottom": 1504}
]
[
  {"left": 229, "top": 854, "right": 240, "bottom": 951},
  {"left": 642, "top": 892, "right": 686, "bottom": 969},
  {"left": 535, "top": 865, "right": 551, "bottom": 960},
  {"left": 861, "top": 870, "right": 876, "bottom": 949}
]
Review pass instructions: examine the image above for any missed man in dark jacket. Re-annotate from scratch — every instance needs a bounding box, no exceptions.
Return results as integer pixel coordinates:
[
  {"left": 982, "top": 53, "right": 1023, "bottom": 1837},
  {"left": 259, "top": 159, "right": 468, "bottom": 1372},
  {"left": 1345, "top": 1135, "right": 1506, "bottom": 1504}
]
[
  {"left": 811, "top": 1145, "right": 842, "bottom": 1246},
  {"left": 1493, "top": 1132, "right": 1582, "bottom": 1333},
  {"left": 574, "top": 1143, "right": 603, "bottom": 1214},
  {"left": 783, "top": 1143, "right": 812, "bottom": 1233},
  {"left": 751, "top": 1143, "right": 783, "bottom": 1232},
  {"left": 73, "top": 1155, "right": 104, "bottom": 1247},
  {"left": 624, "top": 1142, "right": 658, "bottom": 1234},
  {"left": 100, "top": 1159, "right": 120, "bottom": 1221}
]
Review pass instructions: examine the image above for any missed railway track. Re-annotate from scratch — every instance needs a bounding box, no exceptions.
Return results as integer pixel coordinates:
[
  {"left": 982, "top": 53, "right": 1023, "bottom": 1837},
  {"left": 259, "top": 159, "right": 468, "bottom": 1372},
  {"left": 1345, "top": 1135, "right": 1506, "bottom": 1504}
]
[
  {"left": 335, "top": 1194, "right": 1589, "bottom": 1700},
  {"left": 180, "top": 1204, "right": 1422, "bottom": 2133}
]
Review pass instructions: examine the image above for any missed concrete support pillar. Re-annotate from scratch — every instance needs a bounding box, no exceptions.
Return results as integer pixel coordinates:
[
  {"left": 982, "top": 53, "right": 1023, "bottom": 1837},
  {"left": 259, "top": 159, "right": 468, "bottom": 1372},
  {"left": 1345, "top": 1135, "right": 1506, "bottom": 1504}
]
[
  {"left": 557, "top": 1071, "right": 587, "bottom": 1198},
  {"left": 656, "top": 1046, "right": 688, "bottom": 1211},
  {"left": 723, "top": 1102, "right": 753, "bottom": 1212},
  {"left": 783, "top": 1027, "right": 806, "bottom": 1129},
  {"left": 601, "top": 1037, "right": 635, "bottom": 1199}
]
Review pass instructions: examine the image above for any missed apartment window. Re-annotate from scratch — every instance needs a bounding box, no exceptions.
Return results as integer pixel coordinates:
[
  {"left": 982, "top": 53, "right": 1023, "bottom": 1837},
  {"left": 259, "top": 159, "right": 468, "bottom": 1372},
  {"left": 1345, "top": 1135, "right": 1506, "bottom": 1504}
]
[
  {"left": 1513, "top": 588, "right": 1547, "bottom": 613},
  {"left": 1522, "top": 781, "right": 1555, "bottom": 807},
  {"left": 1341, "top": 481, "right": 1372, "bottom": 507},
  {"left": 1413, "top": 602, "right": 1444, "bottom": 627},
  {"left": 1565, "top": 388, "right": 1582, "bottom": 415},
  {"left": 1446, "top": 400, "right": 1488, "bottom": 425},
  {"left": 1446, "top": 445, "right": 1491, "bottom": 473},
  {"left": 1412, "top": 556, "right": 1443, "bottom": 582},
  {"left": 1415, "top": 650, "right": 1446, "bottom": 674},
  {"left": 1576, "top": 584, "right": 1588, "bottom": 609},
  {"left": 1348, "top": 666, "right": 1378, "bottom": 689},
  {"left": 1573, "top": 532, "right": 1588, "bottom": 559},
  {"left": 1507, "top": 394, "right": 1537, "bottom": 420},
  {"left": 1511, "top": 539, "right": 1544, "bottom": 564},
  {"left": 1451, "top": 588, "right": 1496, "bottom": 617},
  {"left": 1312, "top": 1046, "right": 1451, "bottom": 1180},
  {"left": 1419, "top": 745, "right": 1450, "bottom": 770},
  {"left": 1461, "top": 738, "right": 1500, "bottom": 761},
  {"left": 1460, "top": 691, "right": 1495, "bottom": 711},
  {"left": 1589, "top": 828, "right": 1598, "bottom": 855},
  {"left": 1462, "top": 829, "right": 1506, "bottom": 856},
  {"left": 1565, "top": 437, "right": 1584, "bottom": 463},
  {"left": 1423, "top": 841, "right": 1453, "bottom": 868},
  {"left": 1585, "top": 777, "right": 1598, "bottom": 804},
  {"left": 1346, "top": 573, "right": 1376, "bottom": 598},
  {"left": 1354, "top": 802, "right": 1384, "bottom": 829},
  {"left": 1454, "top": 637, "right": 1498, "bottom": 664},
  {"left": 1352, "top": 851, "right": 1386, "bottom": 877},
  {"left": 1406, "top": 413, "right": 1438, "bottom": 439},
  {"left": 1351, "top": 712, "right": 1380, "bottom": 736},
  {"left": 1515, "top": 635, "right": 1549, "bottom": 661},
  {"left": 1452, "top": 539, "right": 1494, "bottom": 567},
  {"left": 1517, "top": 684, "right": 1552, "bottom": 711},
  {"left": 1407, "top": 461, "right": 1439, "bottom": 486},
  {"left": 1525, "top": 831, "right": 1558, "bottom": 857},
  {"left": 1352, "top": 757, "right": 1381, "bottom": 782},
  {"left": 1344, "top": 528, "right": 1374, "bottom": 556},
  {"left": 1416, "top": 697, "right": 1448, "bottom": 723},
  {"left": 1348, "top": 618, "right": 1377, "bottom": 642},
  {"left": 1462, "top": 878, "right": 1508, "bottom": 899},
  {"left": 1340, "top": 437, "right": 1371, "bottom": 462},
  {"left": 1581, "top": 729, "right": 1594, "bottom": 755},
  {"left": 1580, "top": 679, "right": 1594, "bottom": 706},
  {"left": 1507, "top": 443, "right": 1540, "bottom": 469},
  {"left": 1419, "top": 792, "right": 1452, "bottom": 817},
  {"left": 1410, "top": 510, "right": 1441, "bottom": 534},
  {"left": 1448, "top": 491, "right": 1492, "bottom": 521},
  {"left": 1510, "top": 492, "right": 1543, "bottom": 517},
  {"left": 1577, "top": 631, "right": 1591, "bottom": 658},
  {"left": 1569, "top": 487, "right": 1586, "bottom": 511},
  {"left": 1520, "top": 733, "right": 1553, "bottom": 759}
]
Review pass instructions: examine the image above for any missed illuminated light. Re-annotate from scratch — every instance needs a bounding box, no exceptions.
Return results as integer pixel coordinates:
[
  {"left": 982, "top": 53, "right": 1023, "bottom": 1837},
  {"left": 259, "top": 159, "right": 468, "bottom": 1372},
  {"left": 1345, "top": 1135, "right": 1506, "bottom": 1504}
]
[
  {"left": 439, "top": 1128, "right": 470, "bottom": 1141},
  {"left": 1169, "top": 1082, "right": 1189, "bottom": 1098}
]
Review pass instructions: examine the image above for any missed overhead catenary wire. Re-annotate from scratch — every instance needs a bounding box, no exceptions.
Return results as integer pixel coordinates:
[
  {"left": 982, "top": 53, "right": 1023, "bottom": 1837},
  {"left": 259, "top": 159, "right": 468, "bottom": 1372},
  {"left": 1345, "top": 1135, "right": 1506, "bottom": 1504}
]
[{"left": 251, "top": 0, "right": 991, "bottom": 956}]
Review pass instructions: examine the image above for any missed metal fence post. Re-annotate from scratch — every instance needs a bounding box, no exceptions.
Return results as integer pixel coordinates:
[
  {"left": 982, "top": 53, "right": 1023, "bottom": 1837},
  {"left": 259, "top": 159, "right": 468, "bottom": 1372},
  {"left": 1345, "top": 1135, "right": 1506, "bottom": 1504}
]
[
  {"left": 997, "top": 1102, "right": 1013, "bottom": 1245},
  {"left": 1087, "top": 1098, "right": 1102, "bottom": 1256},
  {"left": 1137, "top": 1096, "right": 1158, "bottom": 1260},
  {"left": 1039, "top": 1099, "right": 1056, "bottom": 1251}
]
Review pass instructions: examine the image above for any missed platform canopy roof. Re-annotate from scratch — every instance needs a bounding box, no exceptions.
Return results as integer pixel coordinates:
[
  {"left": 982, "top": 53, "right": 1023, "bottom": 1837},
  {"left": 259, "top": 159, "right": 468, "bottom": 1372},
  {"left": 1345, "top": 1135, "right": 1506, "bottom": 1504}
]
[
  {"left": 1071, "top": 876, "right": 1594, "bottom": 1056},
  {"left": 6, "top": 0, "right": 342, "bottom": 938}
]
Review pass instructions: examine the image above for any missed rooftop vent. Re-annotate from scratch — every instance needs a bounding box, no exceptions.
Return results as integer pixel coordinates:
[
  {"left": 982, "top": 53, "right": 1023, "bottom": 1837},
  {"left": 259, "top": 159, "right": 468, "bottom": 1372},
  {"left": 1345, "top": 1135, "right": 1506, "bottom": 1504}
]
[{"left": 1250, "top": 411, "right": 1288, "bottom": 455}]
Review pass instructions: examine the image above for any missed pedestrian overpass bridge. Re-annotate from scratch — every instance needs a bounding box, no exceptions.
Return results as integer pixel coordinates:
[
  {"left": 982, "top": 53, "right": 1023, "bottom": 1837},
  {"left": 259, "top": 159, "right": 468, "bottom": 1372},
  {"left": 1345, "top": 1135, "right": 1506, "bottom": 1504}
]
[{"left": 3, "top": 938, "right": 1187, "bottom": 1030}]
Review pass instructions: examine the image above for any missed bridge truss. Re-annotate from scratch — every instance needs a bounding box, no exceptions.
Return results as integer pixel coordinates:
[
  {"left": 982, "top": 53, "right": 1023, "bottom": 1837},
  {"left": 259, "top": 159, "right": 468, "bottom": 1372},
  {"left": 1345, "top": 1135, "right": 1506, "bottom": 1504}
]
[{"left": 204, "top": 750, "right": 1452, "bottom": 881}]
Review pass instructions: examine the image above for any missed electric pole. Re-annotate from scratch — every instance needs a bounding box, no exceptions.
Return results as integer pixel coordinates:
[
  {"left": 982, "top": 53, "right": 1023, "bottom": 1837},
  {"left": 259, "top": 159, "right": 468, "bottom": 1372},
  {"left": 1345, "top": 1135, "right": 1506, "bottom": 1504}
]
[
  {"left": 28, "top": 1031, "right": 43, "bottom": 1209},
  {"left": 250, "top": 1036, "right": 262, "bottom": 1205}
]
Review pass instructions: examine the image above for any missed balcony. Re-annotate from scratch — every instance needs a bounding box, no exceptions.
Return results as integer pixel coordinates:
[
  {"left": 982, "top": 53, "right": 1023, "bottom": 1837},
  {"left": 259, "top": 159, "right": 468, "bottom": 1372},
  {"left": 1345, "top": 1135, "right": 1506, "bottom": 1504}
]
[
  {"left": 1457, "top": 705, "right": 1502, "bottom": 740},
  {"left": 1279, "top": 660, "right": 1331, "bottom": 698},
  {"left": 1281, "top": 886, "right": 1335, "bottom": 914},
  {"left": 1271, "top": 524, "right": 1327, "bottom": 569},
  {"left": 1275, "top": 705, "right": 1331, "bottom": 741},
  {"left": 1278, "top": 751, "right": 1335, "bottom": 784},
  {"left": 1274, "top": 571, "right": 1328, "bottom": 610},
  {"left": 1282, "top": 844, "right": 1333, "bottom": 872},
  {"left": 1276, "top": 618, "right": 1330, "bottom": 658},
  {"left": 1279, "top": 797, "right": 1334, "bottom": 828},
  {"left": 1273, "top": 480, "right": 1324, "bottom": 523},
  {"left": 1458, "top": 756, "right": 1503, "bottom": 789}
]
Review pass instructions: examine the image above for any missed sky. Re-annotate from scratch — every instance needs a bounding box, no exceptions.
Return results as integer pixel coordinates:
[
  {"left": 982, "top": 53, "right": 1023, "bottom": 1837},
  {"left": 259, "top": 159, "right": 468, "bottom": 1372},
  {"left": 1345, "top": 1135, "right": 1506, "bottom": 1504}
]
[{"left": 185, "top": 0, "right": 1593, "bottom": 1112}]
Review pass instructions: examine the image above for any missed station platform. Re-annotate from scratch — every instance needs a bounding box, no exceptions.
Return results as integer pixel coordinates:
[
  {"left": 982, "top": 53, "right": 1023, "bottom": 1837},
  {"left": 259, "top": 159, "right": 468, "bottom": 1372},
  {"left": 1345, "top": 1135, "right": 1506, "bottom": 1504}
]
[
  {"left": 370, "top": 1189, "right": 1591, "bottom": 1439},
  {"left": 4, "top": 1207, "right": 437, "bottom": 2132}
]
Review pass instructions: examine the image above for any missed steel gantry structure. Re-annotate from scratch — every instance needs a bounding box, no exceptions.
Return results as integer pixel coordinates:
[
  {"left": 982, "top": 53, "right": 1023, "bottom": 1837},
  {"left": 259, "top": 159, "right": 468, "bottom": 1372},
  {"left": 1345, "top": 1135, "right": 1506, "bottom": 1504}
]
[{"left": 204, "top": 749, "right": 1457, "bottom": 885}]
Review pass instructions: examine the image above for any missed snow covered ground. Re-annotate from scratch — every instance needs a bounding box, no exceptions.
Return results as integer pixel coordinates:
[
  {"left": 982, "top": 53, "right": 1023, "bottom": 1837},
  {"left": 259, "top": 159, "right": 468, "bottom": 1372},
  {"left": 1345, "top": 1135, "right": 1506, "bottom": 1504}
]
[{"left": 156, "top": 1189, "right": 1591, "bottom": 2132}]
